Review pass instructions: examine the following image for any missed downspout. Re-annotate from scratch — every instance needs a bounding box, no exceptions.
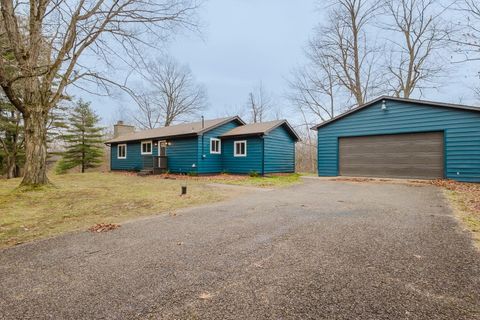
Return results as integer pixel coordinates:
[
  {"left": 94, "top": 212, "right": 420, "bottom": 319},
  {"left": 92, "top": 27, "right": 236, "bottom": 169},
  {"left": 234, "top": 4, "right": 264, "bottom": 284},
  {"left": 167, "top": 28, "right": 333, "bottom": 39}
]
[
  {"left": 200, "top": 116, "right": 205, "bottom": 174},
  {"left": 261, "top": 135, "right": 265, "bottom": 176},
  {"left": 293, "top": 140, "right": 296, "bottom": 173}
]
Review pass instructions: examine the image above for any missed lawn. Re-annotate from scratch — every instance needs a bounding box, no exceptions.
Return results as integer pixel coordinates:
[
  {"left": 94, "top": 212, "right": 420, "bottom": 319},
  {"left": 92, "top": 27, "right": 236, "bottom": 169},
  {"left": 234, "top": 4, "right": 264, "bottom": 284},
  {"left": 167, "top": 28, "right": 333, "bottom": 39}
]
[
  {"left": 0, "top": 172, "right": 301, "bottom": 248},
  {"left": 211, "top": 173, "right": 302, "bottom": 188}
]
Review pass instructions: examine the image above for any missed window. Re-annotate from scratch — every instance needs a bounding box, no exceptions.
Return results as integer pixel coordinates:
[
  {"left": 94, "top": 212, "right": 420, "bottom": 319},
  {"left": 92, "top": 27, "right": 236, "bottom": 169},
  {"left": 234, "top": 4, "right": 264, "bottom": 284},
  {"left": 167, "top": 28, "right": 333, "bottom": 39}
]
[
  {"left": 210, "top": 138, "right": 221, "bottom": 154},
  {"left": 117, "top": 144, "right": 127, "bottom": 159},
  {"left": 141, "top": 141, "right": 152, "bottom": 155},
  {"left": 234, "top": 140, "right": 247, "bottom": 157}
]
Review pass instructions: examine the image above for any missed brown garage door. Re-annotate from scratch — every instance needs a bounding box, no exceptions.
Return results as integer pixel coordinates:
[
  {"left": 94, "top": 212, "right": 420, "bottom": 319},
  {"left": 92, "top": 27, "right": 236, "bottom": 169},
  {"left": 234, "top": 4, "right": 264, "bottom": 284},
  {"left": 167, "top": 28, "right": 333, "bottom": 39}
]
[{"left": 339, "top": 132, "right": 444, "bottom": 179}]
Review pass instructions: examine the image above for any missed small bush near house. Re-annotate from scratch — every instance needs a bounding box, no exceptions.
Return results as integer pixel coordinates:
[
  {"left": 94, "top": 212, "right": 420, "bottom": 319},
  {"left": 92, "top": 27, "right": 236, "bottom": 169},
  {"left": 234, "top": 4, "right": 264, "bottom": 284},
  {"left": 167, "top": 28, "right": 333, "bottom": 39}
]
[{"left": 249, "top": 170, "right": 260, "bottom": 177}]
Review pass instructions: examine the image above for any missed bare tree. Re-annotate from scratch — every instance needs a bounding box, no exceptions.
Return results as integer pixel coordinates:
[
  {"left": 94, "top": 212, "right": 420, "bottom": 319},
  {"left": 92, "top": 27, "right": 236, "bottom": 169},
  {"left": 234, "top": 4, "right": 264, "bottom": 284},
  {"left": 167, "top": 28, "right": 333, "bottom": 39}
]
[
  {"left": 311, "top": 0, "right": 382, "bottom": 106},
  {"left": 0, "top": 0, "right": 200, "bottom": 186},
  {"left": 128, "top": 90, "right": 162, "bottom": 130},
  {"left": 455, "top": 0, "right": 480, "bottom": 62},
  {"left": 246, "top": 82, "right": 272, "bottom": 123},
  {"left": 130, "top": 57, "right": 206, "bottom": 128},
  {"left": 288, "top": 54, "right": 339, "bottom": 123},
  {"left": 383, "top": 0, "right": 452, "bottom": 98}
]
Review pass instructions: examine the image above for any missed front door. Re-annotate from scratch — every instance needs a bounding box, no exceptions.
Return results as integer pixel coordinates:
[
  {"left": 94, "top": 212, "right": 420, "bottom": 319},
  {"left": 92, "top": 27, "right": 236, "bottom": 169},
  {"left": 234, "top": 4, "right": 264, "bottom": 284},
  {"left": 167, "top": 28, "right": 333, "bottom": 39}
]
[
  {"left": 158, "top": 141, "right": 167, "bottom": 157},
  {"left": 158, "top": 141, "right": 167, "bottom": 169}
]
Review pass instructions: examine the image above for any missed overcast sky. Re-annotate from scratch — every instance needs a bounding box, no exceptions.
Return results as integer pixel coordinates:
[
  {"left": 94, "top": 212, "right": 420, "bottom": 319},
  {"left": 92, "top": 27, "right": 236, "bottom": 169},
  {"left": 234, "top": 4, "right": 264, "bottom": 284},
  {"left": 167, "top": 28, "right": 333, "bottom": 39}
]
[{"left": 80, "top": 0, "right": 479, "bottom": 127}]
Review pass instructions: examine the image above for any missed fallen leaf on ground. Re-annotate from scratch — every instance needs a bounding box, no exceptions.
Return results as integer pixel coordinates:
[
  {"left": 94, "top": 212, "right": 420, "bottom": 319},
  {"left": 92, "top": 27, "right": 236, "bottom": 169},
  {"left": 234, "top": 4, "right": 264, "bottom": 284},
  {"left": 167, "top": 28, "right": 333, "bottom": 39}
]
[
  {"left": 88, "top": 223, "right": 120, "bottom": 233},
  {"left": 199, "top": 292, "right": 213, "bottom": 300}
]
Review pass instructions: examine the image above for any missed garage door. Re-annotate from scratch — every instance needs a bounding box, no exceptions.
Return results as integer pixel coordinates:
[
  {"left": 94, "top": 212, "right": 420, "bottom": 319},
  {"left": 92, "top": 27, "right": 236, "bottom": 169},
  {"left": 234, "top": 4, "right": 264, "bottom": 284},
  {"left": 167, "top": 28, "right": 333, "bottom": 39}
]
[{"left": 339, "top": 132, "right": 444, "bottom": 179}]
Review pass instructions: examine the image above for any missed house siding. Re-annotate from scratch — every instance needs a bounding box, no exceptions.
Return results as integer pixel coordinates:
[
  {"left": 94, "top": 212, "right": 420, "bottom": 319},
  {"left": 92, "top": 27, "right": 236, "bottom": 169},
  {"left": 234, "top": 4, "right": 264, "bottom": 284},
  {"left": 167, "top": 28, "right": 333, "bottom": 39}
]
[
  {"left": 165, "top": 137, "right": 198, "bottom": 174},
  {"left": 198, "top": 121, "right": 242, "bottom": 174},
  {"left": 264, "top": 125, "right": 295, "bottom": 173},
  {"left": 109, "top": 119, "right": 298, "bottom": 175},
  {"left": 110, "top": 137, "right": 199, "bottom": 173},
  {"left": 221, "top": 137, "right": 264, "bottom": 174},
  {"left": 111, "top": 141, "right": 158, "bottom": 171},
  {"left": 316, "top": 100, "right": 480, "bottom": 182}
]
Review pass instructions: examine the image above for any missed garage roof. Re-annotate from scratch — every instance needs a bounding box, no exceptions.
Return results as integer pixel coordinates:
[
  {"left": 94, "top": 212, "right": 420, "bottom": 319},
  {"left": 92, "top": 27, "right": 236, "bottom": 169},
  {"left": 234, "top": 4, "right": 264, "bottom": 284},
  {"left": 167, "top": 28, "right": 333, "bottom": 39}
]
[{"left": 311, "top": 96, "right": 480, "bottom": 130}]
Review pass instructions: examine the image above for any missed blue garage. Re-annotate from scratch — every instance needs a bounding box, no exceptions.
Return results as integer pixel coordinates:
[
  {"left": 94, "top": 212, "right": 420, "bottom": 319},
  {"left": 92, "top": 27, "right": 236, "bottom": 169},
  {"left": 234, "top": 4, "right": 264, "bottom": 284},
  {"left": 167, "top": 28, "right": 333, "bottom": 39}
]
[{"left": 312, "top": 96, "right": 480, "bottom": 182}]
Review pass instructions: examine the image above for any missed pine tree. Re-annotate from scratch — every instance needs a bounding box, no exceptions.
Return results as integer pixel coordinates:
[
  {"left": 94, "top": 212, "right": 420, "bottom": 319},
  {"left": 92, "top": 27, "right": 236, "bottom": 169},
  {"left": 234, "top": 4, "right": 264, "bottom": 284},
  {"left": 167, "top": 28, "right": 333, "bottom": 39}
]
[
  {"left": 58, "top": 100, "right": 104, "bottom": 174},
  {"left": 0, "top": 94, "right": 24, "bottom": 178}
]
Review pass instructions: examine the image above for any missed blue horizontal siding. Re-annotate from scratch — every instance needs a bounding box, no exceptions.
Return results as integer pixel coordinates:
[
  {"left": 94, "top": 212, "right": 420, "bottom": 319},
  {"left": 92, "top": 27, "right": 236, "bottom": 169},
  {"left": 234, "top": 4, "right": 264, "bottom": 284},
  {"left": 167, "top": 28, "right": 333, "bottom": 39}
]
[
  {"left": 316, "top": 100, "right": 480, "bottom": 182},
  {"left": 198, "top": 121, "right": 242, "bottom": 174},
  {"left": 264, "top": 125, "right": 295, "bottom": 173},
  {"left": 109, "top": 119, "right": 298, "bottom": 175},
  {"left": 221, "top": 137, "right": 263, "bottom": 174},
  {"left": 166, "top": 137, "right": 198, "bottom": 174},
  {"left": 111, "top": 141, "right": 158, "bottom": 171}
]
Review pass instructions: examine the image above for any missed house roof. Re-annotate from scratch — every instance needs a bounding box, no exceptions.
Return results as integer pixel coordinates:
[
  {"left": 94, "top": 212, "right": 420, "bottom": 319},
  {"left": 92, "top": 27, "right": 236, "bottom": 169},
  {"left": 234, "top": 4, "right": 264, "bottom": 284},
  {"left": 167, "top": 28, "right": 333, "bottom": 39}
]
[
  {"left": 106, "top": 116, "right": 245, "bottom": 144},
  {"left": 311, "top": 96, "right": 480, "bottom": 130},
  {"left": 221, "top": 119, "right": 301, "bottom": 141}
]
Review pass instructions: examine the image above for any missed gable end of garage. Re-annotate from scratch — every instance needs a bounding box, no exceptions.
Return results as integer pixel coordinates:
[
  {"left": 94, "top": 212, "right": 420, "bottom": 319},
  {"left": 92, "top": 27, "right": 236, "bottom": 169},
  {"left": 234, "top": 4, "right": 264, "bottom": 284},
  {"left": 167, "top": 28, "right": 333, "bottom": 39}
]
[{"left": 316, "top": 98, "right": 480, "bottom": 182}]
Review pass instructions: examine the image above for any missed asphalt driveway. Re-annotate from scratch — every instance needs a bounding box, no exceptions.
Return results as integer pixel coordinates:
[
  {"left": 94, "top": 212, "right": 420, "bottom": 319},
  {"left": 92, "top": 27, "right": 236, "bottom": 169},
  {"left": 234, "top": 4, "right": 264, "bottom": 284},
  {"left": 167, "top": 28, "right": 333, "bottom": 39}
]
[{"left": 1, "top": 179, "right": 479, "bottom": 319}]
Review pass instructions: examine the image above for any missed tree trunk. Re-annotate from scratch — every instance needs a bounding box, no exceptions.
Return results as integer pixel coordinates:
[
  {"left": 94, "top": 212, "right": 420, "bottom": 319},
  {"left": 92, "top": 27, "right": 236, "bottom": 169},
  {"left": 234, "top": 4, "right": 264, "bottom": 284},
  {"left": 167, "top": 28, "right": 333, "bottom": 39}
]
[
  {"left": 6, "top": 155, "right": 17, "bottom": 179},
  {"left": 21, "top": 109, "right": 49, "bottom": 186}
]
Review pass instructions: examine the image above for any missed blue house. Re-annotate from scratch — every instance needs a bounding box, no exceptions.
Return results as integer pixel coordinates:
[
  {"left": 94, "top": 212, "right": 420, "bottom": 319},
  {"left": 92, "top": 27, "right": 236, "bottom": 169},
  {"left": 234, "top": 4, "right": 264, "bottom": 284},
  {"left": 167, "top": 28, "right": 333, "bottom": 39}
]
[
  {"left": 106, "top": 117, "right": 300, "bottom": 175},
  {"left": 312, "top": 96, "right": 480, "bottom": 182}
]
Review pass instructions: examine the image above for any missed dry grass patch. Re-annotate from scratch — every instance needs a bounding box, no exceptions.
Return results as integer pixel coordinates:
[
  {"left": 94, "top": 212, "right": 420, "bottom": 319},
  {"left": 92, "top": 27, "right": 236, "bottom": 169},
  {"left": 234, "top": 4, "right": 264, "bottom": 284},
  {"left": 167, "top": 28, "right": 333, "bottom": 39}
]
[
  {"left": 211, "top": 173, "right": 301, "bottom": 188},
  {"left": 0, "top": 172, "right": 228, "bottom": 248},
  {"left": 151, "top": 172, "right": 302, "bottom": 188}
]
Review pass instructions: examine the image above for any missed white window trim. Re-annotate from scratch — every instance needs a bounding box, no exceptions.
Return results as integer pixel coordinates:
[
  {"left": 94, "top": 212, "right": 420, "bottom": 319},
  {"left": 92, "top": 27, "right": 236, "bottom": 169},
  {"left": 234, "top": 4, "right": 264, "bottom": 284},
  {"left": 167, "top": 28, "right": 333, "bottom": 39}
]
[
  {"left": 141, "top": 140, "right": 153, "bottom": 155},
  {"left": 210, "top": 138, "right": 221, "bottom": 154},
  {"left": 117, "top": 144, "right": 127, "bottom": 159},
  {"left": 234, "top": 140, "right": 247, "bottom": 157}
]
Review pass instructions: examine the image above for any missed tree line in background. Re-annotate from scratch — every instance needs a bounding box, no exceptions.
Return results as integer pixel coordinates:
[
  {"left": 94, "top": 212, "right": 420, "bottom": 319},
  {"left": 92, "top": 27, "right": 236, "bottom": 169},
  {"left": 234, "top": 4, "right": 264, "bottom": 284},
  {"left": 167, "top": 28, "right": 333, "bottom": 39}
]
[{"left": 1, "top": 0, "right": 480, "bottom": 184}]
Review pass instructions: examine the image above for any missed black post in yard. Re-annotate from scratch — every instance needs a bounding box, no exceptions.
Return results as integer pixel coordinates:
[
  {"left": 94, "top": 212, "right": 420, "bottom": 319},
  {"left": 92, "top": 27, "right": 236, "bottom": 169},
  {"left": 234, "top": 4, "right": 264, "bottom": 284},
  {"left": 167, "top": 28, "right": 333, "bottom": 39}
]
[{"left": 181, "top": 185, "right": 187, "bottom": 195}]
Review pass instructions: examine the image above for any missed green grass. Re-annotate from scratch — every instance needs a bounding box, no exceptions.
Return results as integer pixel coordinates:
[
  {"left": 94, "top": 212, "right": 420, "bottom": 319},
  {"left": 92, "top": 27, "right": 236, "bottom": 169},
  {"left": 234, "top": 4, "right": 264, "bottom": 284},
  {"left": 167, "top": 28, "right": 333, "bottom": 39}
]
[{"left": 0, "top": 172, "right": 228, "bottom": 248}]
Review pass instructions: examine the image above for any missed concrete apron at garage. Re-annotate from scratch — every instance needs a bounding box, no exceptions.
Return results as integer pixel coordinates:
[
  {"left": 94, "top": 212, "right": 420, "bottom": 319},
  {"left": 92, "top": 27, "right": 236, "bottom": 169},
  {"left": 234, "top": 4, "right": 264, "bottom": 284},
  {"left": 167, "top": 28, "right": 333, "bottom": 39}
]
[{"left": 0, "top": 180, "right": 479, "bottom": 319}]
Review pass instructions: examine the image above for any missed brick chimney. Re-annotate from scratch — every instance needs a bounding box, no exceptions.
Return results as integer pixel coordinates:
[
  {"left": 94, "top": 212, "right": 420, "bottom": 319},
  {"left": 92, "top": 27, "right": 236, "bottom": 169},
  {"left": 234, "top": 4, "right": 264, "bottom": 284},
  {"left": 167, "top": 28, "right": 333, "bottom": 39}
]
[{"left": 113, "top": 121, "right": 135, "bottom": 138}]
